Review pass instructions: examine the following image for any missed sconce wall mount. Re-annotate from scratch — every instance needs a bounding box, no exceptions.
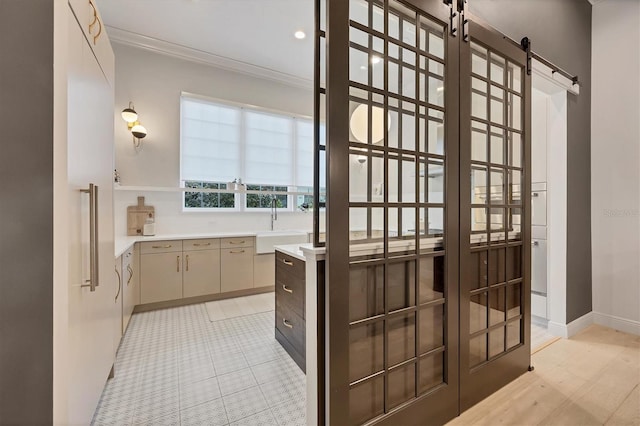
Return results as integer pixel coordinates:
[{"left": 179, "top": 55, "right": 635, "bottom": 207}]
[{"left": 121, "top": 101, "right": 147, "bottom": 149}]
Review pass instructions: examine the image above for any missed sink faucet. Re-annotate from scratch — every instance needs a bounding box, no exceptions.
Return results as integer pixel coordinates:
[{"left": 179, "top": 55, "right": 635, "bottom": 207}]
[{"left": 270, "top": 196, "right": 278, "bottom": 231}]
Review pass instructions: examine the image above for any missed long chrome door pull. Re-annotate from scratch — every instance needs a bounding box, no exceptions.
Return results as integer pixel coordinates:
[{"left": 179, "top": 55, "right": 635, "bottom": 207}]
[{"left": 80, "top": 184, "right": 99, "bottom": 291}]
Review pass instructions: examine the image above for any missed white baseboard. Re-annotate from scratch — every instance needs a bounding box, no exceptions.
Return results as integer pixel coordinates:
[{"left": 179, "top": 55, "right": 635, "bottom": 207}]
[
  {"left": 593, "top": 312, "right": 640, "bottom": 336},
  {"left": 548, "top": 311, "right": 594, "bottom": 338}
]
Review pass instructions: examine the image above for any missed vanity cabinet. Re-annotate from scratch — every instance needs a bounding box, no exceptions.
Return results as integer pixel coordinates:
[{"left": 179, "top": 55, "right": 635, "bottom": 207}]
[
  {"left": 122, "top": 245, "right": 139, "bottom": 332},
  {"left": 275, "top": 250, "right": 306, "bottom": 372},
  {"left": 254, "top": 253, "right": 275, "bottom": 288},
  {"left": 221, "top": 238, "right": 255, "bottom": 293},
  {"left": 184, "top": 239, "right": 221, "bottom": 298},
  {"left": 140, "top": 243, "right": 183, "bottom": 304}
]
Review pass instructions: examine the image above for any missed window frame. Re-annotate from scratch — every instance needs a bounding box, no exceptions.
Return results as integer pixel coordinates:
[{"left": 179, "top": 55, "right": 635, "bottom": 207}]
[{"left": 180, "top": 92, "right": 315, "bottom": 213}]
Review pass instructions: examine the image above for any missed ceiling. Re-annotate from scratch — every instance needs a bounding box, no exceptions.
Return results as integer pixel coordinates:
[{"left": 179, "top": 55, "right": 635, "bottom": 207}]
[{"left": 96, "top": 0, "right": 314, "bottom": 84}]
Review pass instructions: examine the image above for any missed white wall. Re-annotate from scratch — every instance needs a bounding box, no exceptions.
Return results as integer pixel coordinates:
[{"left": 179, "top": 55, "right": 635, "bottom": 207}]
[
  {"left": 112, "top": 43, "right": 315, "bottom": 236},
  {"left": 591, "top": 0, "right": 640, "bottom": 335}
]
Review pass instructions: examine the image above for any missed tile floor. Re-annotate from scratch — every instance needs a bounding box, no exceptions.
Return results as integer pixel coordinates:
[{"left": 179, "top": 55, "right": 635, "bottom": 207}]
[{"left": 92, "top": 294, "right": 306, "bottom": 426}]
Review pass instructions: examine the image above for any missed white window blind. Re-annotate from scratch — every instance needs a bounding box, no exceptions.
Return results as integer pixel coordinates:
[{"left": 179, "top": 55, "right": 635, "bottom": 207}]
[
  {"left": 244, "top": 110, "right": 293, "bottom": 186},
  {"left": 181, "top": 98, "right": 241, "bottom": 182},
  {"left": 181, "top": 95, "right": 319, "bottom": 211},
  {"left": 296, "top": 119, "right": 315, "bottom": 188}
]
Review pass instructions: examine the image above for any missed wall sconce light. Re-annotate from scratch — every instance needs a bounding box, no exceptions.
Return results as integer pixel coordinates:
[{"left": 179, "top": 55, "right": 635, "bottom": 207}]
[{"left": 121, "top": 101, "right": 148, "bottom": 149}]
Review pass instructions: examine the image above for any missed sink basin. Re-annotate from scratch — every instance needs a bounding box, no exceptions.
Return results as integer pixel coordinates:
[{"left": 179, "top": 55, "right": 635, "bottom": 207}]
[{"left": 255, "top": 231, "right": 308, "bottom": 254}]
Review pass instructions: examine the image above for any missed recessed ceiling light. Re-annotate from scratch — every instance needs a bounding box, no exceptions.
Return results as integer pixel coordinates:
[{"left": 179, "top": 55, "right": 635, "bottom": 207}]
[{"left": 294, "top": 31, "right": 306, "bottom": 40}]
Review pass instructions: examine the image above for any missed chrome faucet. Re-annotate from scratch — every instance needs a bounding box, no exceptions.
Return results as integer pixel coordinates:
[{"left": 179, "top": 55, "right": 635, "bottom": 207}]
[{"left": 270, "top": 197, "right": 278, "bottom": 231}]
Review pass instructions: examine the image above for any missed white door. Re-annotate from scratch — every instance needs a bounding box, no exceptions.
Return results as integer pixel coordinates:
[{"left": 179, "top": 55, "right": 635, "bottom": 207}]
[{"left": 66, "top": 9, "right": 116, "bottom": 425}]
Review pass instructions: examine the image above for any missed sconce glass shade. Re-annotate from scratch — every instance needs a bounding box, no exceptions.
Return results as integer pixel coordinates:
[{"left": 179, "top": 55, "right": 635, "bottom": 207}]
[
  {"left": 121, "top": 108, "right": 138, "bottom": 123},
  {"left": 350, "top": 104, "right": 390, "bottom": 144},
  {"left": 131, "top": 124, "right": 147, "bottom": 139}
]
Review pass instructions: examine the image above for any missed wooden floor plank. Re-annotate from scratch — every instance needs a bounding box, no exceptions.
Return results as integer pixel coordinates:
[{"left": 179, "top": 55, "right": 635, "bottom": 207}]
[{"left": 446, "top": 325, "right": 640, "bottom": 426}]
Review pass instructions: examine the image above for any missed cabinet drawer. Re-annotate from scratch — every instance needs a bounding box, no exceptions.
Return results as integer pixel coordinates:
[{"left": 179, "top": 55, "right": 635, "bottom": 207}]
[
  {"left": 276, "top": 267, "right": 305, "bottom": 318},
  {"left": 140, "top": 240, "right": 182, "bottom": 254},
  {"left": 276, "top": 300, "right": 305, "bottom": 356},
  {"left": 221, "top": 237, "right": 254, "bottom": 249},
  {"left": 183, "top": 238, "right": 221, "bottom": 251},
  {"left": 275, "top": 251, "right": 305, "bottom": 280}
]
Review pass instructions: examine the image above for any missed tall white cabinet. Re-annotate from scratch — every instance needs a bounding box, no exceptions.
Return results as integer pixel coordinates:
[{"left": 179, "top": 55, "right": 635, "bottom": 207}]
[{"left": 65, "top": 2, "right": 117, "bottom": 425}]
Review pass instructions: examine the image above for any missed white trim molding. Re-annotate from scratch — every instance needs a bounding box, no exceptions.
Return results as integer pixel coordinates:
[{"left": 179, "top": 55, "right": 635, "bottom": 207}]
[
  {"left": 548, "top": 311, "right": 594, "bottom": 338},
  {"left": 105, "top": 26, "right": 314, "bottom": 91},
  {"left": 593, "top": 312, "right": 640, "bottom": 336}
]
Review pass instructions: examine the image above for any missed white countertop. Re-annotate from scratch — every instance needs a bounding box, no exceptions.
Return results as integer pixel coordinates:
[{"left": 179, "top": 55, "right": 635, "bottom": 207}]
[
  {"left": 114, "top": 230, "right": 310, "bottom": 258},
  {"left": 274, "top": 243, "right": 327, "bottom": 262}
]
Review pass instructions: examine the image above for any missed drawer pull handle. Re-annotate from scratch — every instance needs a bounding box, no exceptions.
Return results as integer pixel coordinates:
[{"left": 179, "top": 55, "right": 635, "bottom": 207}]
[
  {"left": 230, "top": 249, "right": 245, "bottom": 254},
  {"left": 282, "top": 259, "right": 294, "bottom": 266},
  {"left": 152, "top": 245, "right": 172, "bottom": 249},
  {"left": 126, "top": 265, "right": 133, "bottom": 286},
  {"left": 177, "top": 255, "right": 180, "bottom": 272},
  {"left": 282, "top": 284, "right": 293, "bottom": 294},
  {"left": 282, "top": 318, "right": 293, "bottom": 329},
  {"left": 193, "top": 243, "right": 211, "bottom": 247},
  {"left": 229, "top": 240, "right": 246, "bottom": 245}
]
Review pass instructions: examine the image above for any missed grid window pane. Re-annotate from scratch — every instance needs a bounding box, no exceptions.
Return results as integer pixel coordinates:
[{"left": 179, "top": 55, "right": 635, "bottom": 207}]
[
  {"left": 388, "top": 313, "right": 416, "bottom": 367},
  {"left": 350, "top": 376, "right": 384, "bottom": 425},
  {"left": 419, "top": 256, "right": 445, "bottom": 302},
  {"left": 419, "top": 352, "right": 444, "bottom": 394},
  {"left": 388, "top": 363, "right": 416, "bottom": 409},
  {"left": 350, "top": 264, "right": 385, "bottom": 322},
  {"left": 507, "top": 319, "right": 522, "bottom": 349},
  {"left": 419, "top": 304, "right": 444, "bottom": 354},
  {"left": 489, "top": 327, "right": 505, "bottom": 358},
  {"left": 470, "top": 292, "right": 488, "bottom": 334},
  {"left": 388, "top": 261, "right": 416, "bottom": 312},
  {"left": 470, "top": 333, "right": 487, "bottom": 367},
  {"left": 349, "top": 322, "right": 384, "bottom": 383}
]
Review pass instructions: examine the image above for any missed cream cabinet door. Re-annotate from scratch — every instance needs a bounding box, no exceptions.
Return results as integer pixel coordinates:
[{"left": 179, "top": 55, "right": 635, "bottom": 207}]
[
  {"left": 253, "top": 253, "right": 275, "bottom": 288},
  {"left": 114, "top": 257, "right": 123, "bottom": 352},
  {"left": 140, "top": 252, "right": 183, "bottom": 304},
  {"left": 122, "top": 245, "right": 139, "bottom": 332},
  {"left": 66, "top": 9, "right": 116, "bottom": 425},
  {"left": 183, "top": 249, "right": 221, "bottom": 298},
  {"left": 221, "top": 248, "right": 254, "bottom": 293}
]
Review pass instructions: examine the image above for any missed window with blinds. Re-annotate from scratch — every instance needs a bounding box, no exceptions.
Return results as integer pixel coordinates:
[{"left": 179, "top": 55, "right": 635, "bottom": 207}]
[{"left": 180, "top": 95, "right": 316, "bottom": 211}]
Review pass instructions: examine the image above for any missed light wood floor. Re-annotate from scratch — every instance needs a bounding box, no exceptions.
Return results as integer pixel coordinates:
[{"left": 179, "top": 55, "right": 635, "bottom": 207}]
[{"left": 448, "top": 325, "right": 640, "bottom": 426}]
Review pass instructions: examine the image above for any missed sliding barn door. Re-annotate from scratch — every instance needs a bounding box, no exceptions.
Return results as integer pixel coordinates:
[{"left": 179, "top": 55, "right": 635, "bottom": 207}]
[
  {"left": 322, "top": 1, "right": 531, "bottom": 423},
  {"left": 324, "top": 0, "right": 459, "bottom": 424},
  {"left": 458, "top": 18, "right": 531, "bottom": 411}
]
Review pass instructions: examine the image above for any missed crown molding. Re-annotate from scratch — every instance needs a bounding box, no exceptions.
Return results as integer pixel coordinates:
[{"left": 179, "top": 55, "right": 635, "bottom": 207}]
[{"left": 106, "top": 26, "right": 313, "bottom": 91}]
